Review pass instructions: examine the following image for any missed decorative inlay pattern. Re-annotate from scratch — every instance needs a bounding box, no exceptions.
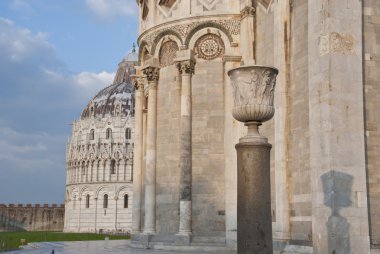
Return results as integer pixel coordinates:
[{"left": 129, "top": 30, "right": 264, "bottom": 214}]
[
  {"left": 157, "top": 0, "right": 180, "bottom": 19},
  {"left": 197, "top": 0, "right": 220, "bottom": 11},
  {"left": 159, "top": 41, "right": 179, "bottom": 67},
  {"left": 195, "top": 34, "right": 224, "bottom": 60}
]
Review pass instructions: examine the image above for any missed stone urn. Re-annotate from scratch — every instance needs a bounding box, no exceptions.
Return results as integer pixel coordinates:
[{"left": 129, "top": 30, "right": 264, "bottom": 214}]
[{"left": 228, "top": 65, "right": 278, "bottom": 142}]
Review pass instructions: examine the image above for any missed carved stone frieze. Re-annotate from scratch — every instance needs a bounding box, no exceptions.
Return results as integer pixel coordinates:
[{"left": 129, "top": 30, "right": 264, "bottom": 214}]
[
  {"left": 319, "top": 32, "right": 355, "bottom": 56},
  {"left": 139, "top": 18, "right": 240, "bottom": 48},
  {"left": 195, "top": 34, "right": 225, "bottom": 60}
]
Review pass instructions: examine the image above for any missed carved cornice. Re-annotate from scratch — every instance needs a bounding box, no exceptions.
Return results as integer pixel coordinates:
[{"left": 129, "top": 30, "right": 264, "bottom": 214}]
[
  {"left": 241, "top": 6, "right": 256, "bottom": 19},
  {"left": 138, "top": 15, "right": 241, "bottom": 46},
  {"left": 142, "top": 66, "right": 160, "bottom": 82},
  {"left": 176, "top": 60, "right": 196, "bottom": 75}
]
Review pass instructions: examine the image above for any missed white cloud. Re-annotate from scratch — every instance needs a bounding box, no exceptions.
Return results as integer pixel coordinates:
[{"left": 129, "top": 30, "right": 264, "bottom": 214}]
[
  {"left": 0, "top": 18, "right": 116, "bottom": 175},
  {"left": 86, "top": 0, "right": 137, "bottom": 20},
  {"left": 0, "top": 17, "right": 56, "bottom": 64},
  {"left": 73, "top": 71, "right": 114, "bottom": 89}
]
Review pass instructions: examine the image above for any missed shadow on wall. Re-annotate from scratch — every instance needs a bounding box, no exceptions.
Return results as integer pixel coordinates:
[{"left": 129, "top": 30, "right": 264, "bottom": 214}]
[{"left": 321, "top": 170, "right": 353, "bottom": 254}]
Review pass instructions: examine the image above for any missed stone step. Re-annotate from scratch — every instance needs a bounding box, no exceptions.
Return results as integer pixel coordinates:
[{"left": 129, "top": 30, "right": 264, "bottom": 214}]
[{"left": 281, "top": 245, "right": 313, "bottom": 254}]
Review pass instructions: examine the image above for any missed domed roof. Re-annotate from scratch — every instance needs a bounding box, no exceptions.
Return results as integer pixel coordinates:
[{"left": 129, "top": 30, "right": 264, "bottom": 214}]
[
  {"left": 81, "top": 82, "right": 134, "bottom": 119},
  {"left": 123, "top": 44, "right": 138, "bottom": 62},
  {"left": 81, "top": 49, "right": 138, "bottom": 120}
]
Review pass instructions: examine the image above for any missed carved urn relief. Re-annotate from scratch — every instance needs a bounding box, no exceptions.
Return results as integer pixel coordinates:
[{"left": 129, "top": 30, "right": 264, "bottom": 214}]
[{"left": 228, "top": 65, "right": 278, "bottom": 124}]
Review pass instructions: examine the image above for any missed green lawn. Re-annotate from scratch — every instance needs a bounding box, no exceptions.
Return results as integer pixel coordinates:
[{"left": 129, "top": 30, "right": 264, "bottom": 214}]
[{"left": 0, "top": 231, "right": 129, "bottom": 251}]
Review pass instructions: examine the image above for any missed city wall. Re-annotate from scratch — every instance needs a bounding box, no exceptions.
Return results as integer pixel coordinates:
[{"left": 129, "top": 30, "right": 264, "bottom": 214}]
[{"left": 0, "top": 204, "right": 64, "bottom": 232}]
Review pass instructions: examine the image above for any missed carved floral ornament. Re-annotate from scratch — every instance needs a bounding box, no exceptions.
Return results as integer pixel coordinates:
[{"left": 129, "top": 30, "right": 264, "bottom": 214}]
[
  {"left": 132, "top": 76, "right": 145, "bottom": 91},
  {"left": 142, "top": 66, "right": 160, "bottom": 82},
  {"left": 241, "top": 6, "right": 256, "bottom": 18},
  {"left": 195, "top": 33, "right": 225, "bottom": 60},
  {"left": 176, "top": 60, "right": 196, "bottom": 75}
]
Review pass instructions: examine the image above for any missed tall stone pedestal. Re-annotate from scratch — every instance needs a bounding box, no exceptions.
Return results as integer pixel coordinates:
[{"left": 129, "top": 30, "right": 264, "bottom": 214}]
[
  {"left": 228, "top": 65, "right": 278, "bottom": 254},
  {"left": 236, "top": 124, "right": 272, "bottom": 254}
]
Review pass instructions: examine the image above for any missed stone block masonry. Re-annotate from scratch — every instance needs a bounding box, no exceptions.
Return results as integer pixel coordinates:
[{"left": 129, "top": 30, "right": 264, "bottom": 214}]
[{"left": 0, "top": 204, "right": 64, "bottom": 232}]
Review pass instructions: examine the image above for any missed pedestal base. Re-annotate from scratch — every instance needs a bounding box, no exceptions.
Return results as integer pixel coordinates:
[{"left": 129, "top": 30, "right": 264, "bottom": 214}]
[{"left": 236, "top": 140, "right": 272, "bottom": 254}]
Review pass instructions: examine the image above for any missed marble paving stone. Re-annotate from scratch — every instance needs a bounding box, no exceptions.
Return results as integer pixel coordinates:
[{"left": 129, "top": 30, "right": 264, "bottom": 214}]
[{"left": 11, "top": 240, "right": 240, "bottom": 254}]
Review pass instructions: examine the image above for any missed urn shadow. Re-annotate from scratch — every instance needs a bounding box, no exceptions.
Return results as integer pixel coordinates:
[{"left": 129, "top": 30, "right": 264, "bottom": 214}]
[{"left": 321, "top": 170, "right": 353, "bottom": 254}]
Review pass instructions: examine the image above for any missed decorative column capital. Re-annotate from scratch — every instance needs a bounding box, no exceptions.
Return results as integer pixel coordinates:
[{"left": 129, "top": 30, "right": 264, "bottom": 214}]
[
  {"left": 241, "top": 6, "right": 256, "bottom": 19},
  {"left": 176, "top": 60, "right": 196, "bottom": 75},
  {"left": 142, "top": 66, "right": 160, "bottom": 82},
  {"left": 132, "top": 75, "right": 144, "bottom": 91}
]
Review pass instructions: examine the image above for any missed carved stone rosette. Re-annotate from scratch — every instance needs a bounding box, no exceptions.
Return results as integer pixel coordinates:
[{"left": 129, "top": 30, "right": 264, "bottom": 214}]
[
  {"left": 176, "top": 60, "right": 195, "bottom": 75},
  {"left": 228, "top": 65, "right": 278, "bottom": 123}
]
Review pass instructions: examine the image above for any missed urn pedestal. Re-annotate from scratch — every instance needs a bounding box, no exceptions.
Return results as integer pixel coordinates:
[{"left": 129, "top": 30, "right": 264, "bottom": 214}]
[{"left": 228, "top": 65, "right": 278, "bottom": 254}]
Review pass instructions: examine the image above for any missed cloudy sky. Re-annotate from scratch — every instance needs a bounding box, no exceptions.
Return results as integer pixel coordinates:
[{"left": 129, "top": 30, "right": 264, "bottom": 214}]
[{"left": 0, "top": 0, "right": 138, "bottom": 204}]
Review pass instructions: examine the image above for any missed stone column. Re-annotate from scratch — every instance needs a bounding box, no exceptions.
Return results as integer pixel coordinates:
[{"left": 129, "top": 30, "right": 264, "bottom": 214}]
[
  {"left": 90, "top": 162, "right": 93, "bottom": 182},
  {"left": 228, "top": 66, "right": 278, "bottom": 254},
  {"left": 114, "top": 197, "right": 118, "bottom": 231},
  {"left": 240, "top": 3, "right": 256, "bottom": 65},
  {"left": 131, "top": 75, "right": 144, "bottom": 234},
  {"left": 94, "top": 197, "right": 98, "bottom": 232},
  {"left": 96, "top": 161, "right": 99, "bottom": 182},
  {"left": 78, "top": 197, "right": 82, "bottom": 231},
  {"left": 108, "top": 160, "right": 112, "bottom": 181},
  {"left": 308, "top": 1, "right": 370, "bottom": 253},
  {"left": 175, "top": 51, "right": 195, "bottom": 237},
  {"left": 142, "top": 65, "right": 160, "bottom": 234},
  {"left": 272, "top": 0, "right": 291, "bottom": 241}
]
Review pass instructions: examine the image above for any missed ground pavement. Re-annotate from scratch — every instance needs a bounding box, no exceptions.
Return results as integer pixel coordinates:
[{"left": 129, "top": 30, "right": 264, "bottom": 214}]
[{"left": 8, "top": 240, "right": 239, "bottom": 254}]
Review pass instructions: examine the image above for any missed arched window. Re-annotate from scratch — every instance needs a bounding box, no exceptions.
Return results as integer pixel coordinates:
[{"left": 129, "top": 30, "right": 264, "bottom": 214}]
[
  {"left": 90, "top": 129, "right": 95, "bottom": 140},
  {"left": 110, "top": 160, "right": 116, "bottom": 174},
  {"left": 106, "top": 128, "right": 112, "bottom": 139},
  {"left": 103, "top": 194, "right": 108, "bottom": 208},
  {"left": 124, "top": 194, "right": 129, "bottom": 208},
  {"left": 86, "top": 194, "right": 90, "bottom": 208},
  {"left": 159, "top": 40, "right": 179, "bottom": 67},
  {"left": 126, "top": 128, "right": 131, "bottom": 140}
]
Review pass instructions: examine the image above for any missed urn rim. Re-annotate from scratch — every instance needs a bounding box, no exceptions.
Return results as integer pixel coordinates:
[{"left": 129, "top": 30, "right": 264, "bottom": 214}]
[{"left": 227, "top": 65, "right": 279, "bottom": 77}]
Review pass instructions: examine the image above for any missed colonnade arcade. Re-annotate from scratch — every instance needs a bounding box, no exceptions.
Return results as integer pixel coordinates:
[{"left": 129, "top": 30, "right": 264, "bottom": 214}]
[
  {"left": 131, "top": 21, "right": 240, "bottom": 237},
  {"left": 67, "top": 158, "right": 132, "bottom": 184}
]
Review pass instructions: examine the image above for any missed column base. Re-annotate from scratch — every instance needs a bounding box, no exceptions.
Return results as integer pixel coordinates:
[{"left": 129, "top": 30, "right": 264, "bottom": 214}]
[
  {"left": 142, "top": 229, "right": 156, "bottom": 235},
  {"left": 175, "top": 234, "right": 192, "bottom": 245}
]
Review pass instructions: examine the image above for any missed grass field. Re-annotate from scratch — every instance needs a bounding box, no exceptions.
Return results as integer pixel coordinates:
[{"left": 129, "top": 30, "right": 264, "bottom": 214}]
[{"left": 0, "top": 231, "right": 129, "bottom": 251}]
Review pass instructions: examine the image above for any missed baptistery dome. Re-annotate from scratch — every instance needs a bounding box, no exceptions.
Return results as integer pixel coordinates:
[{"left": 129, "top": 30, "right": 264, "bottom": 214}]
[
  {"left": 81, "top": 50, "right": 138, "bottom": 120},
  {"left": 64, "top": 49, "right": 137, "bottom": 234}
]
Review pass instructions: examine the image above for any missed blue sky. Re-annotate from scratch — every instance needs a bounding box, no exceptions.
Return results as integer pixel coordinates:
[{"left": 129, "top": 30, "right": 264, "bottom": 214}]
[{"left": 0, "top": 0, "right": 139, "bottom": 204}]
